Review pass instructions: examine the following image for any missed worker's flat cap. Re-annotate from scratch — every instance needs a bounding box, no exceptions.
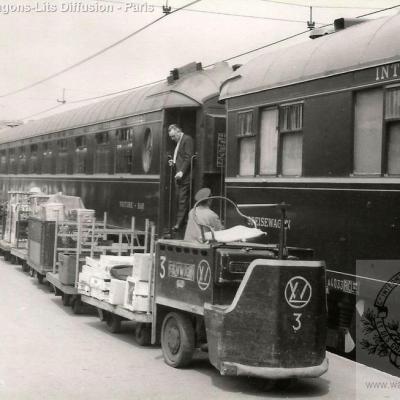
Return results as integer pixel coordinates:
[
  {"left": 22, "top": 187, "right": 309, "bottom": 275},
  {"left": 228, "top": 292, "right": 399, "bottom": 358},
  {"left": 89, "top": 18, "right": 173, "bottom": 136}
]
[{"left": 195, "top": 187, "right": 211, "bottom": 201}]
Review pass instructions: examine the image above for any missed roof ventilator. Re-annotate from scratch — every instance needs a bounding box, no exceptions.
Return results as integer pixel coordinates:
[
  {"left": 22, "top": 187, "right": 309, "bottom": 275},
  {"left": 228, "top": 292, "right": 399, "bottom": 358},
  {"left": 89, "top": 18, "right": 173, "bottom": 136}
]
[
  {"left": 310, "top": 17, "right": 368, "bottom": 39},
  {"left": 167, "top": 62, "right": 202, "bottom": 84}
]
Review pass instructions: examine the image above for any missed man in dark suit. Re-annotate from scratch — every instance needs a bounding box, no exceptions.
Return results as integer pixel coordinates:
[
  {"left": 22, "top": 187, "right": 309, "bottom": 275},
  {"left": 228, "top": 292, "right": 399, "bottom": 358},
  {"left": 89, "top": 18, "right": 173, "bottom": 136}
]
[{"left": 168, "top": 124, "right": 194, "bottom": 232}]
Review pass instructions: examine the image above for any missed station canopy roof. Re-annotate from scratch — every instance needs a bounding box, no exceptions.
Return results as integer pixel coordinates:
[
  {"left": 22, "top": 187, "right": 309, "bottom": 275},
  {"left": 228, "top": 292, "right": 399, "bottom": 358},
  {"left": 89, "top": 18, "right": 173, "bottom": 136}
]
[
  {"left": 220, "top": 13, "right": 400, "bottom": 100},
  {"left": 0, "top": 62, "right": 231, "bottom": 145}
]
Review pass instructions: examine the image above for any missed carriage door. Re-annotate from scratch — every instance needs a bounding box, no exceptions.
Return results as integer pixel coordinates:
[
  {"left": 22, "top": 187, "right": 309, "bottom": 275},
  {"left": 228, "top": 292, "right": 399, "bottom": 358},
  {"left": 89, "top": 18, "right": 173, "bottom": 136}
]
[
  {"left": 159, "top": 108, "right": 197, "bottom": 236},
  {"left": 201, "top": 114, "right": 226, "bottom": 220}
]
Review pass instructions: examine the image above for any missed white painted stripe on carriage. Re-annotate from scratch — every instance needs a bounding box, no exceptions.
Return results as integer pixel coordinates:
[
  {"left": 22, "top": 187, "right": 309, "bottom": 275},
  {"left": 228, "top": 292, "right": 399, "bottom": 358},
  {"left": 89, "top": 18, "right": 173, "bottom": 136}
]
[{"left": 326, "top": 269, "right": 400, "bottom": 287}]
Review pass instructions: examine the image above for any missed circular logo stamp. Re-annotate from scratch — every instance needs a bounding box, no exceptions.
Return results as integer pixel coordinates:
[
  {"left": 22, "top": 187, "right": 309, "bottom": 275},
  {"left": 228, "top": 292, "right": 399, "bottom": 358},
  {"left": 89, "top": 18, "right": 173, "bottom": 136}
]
[
  {"left": 284, "top": 276, "right": 312, "bottom": 309},
  {"left": 197, "top": 260, "right": 211, "bottom": 291},
  {"left": 360, "top": 272, "right": 400, "bottom": 368}
]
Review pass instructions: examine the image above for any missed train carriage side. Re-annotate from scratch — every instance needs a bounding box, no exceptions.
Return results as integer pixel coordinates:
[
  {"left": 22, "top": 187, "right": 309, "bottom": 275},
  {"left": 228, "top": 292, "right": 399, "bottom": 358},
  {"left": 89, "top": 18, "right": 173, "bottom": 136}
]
[
  {"left": 220, "top": 15, "right": 400, "bottom": 377},
  {"left": 0, "top": 62, "right": 232, "bottom": 235}
]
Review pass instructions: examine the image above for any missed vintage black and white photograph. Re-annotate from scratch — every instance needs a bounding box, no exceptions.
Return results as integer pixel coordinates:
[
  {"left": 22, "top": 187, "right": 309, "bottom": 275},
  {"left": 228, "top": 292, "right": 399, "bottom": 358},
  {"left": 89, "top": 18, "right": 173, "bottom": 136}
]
[{"left": 0, "top": 1, "right": 400, "bottom": 399}]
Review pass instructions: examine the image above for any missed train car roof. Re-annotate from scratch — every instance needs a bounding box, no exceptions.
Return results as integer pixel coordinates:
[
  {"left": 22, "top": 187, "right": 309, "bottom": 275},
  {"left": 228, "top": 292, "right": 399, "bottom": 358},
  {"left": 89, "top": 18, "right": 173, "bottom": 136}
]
[
  {"left": 220, "top": 13, "right": 400, "bottom": 100},
  {"left": 0, "top": 62, "right": 231, "bottom": 145}
]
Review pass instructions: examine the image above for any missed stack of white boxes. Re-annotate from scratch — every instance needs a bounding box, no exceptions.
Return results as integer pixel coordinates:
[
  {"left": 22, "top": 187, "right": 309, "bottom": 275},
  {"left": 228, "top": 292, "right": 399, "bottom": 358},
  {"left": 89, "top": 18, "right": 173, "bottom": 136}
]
[
  {"left": 101, "top": 255, "right": 134, "bottom": 306},
  {"left": 78, "top": 255, "right": 135, "bottom": 304},
  {"left": 124, "top": 253, "right": 153, "bottom": 312}
]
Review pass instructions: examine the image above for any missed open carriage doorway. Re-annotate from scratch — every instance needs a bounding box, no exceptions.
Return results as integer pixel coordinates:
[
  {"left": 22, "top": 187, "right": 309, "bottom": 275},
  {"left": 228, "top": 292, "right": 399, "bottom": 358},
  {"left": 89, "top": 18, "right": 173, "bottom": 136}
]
[{"left": 159, "top": 108, "right": 198, "bottom": 237}]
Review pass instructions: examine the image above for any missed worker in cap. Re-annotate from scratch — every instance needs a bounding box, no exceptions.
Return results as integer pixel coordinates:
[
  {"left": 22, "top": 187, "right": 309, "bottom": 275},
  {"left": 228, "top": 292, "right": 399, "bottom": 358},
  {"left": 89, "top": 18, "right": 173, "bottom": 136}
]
[{"left": 184, "top": 188, "right": 223, "bottom": 242}]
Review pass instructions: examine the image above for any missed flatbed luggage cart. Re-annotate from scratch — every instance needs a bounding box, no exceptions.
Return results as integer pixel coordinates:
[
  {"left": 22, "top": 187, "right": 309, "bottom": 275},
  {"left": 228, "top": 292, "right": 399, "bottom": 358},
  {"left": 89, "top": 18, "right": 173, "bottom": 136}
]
[
  {"left": 48, "top": 217, "right": 150, "bottom": 314},
  {"left": 1, "top": 191, "right": 31, "bottom": 262},
  {"left": 46, "top": 212, "right": 104, "bottom": 310},
  {"left": 0, "top": 191, "right": 50, "bottom": 268},
  {"left": 80, "top": 222, "right": 155, "bottom": 343}
]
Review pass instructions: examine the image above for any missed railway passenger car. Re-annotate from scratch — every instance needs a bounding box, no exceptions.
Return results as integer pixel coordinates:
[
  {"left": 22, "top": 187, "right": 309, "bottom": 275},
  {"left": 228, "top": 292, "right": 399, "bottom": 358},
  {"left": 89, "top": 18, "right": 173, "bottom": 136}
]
[
  {"left": 0, "top": 62, "right": 231, "bottom": 236},
  {"left": 220, "top": 14, "right": 400, "bottom": 376}
]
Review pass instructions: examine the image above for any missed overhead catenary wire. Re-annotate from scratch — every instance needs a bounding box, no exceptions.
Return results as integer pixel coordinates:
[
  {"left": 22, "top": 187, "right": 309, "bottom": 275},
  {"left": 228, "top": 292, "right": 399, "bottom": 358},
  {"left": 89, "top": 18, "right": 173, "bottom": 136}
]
[
  {"left": 0, "top": 0, "right": 202, "bottom": 99},
  {"left": 259, "top": 0, "right": 382, "bottom": 9},
  {"left": 20, "top": 104, "right": 64, "bottom": 121},
  {"left": 98, "top": 0, "right": 326, "bottom": 23},
  {"left": 15, "top": 2, "right": 400, "bottom": 118}
]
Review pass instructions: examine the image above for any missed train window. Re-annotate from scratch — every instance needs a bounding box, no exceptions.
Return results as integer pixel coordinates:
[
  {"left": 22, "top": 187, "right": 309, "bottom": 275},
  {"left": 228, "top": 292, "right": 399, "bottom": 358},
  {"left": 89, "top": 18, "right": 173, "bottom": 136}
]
[
  {"left": 238, "top": 112, "right": 253, "bottom": 135},
  {"left": 239, "top": 137, "right": 256, "bottom": 176},
  {"left": 29, "top": 144, "right": 39, "bottom": 174},
  {"left": 116, "top": 128, "right": 133, "bottom": 173},
  {"left": 95, "top": 131, "right": 110, "bottom": 144},
  {"left": 74, "top": 136, "right": 87, "bottom": 174},
  {"left": 142, "top": 128, "right": 153, "bottom": 173},
  {"left": 385, "top": 88, "right": 400, "bottom": 119},
  {"left": 238, "top": 111, "right": 255, "bottom": 176},
  {"left": 0, "top": 150, "right": 6, "bottom": 173},
  {"left": 279, "top": 103, "right": 303, "bottom": 176},
  {"left": 56, "top": 139, "right": 68, "bottom": 174},
  {"left": 353, "top": 89, "right": 383, "bottom": 175},
  {"left": 281, "top": 133, "right": 303, "bottom": 175},
  {"left": 18, "top": 147, "right": 27, "bottom": 174},
  {"left": 9, "top": 148, "right": 16, "bottom": 174},
  {"left": 259, "top": 108, "right": 278, "bottom": 175},
  {"left": 280, "top": 103, "right": 303, "bottom": 132},
  {"left": 387, "top": 122, "right": 400, "bottom": 174},
  {"left": 385, "top": 88, "right": 400, "bottom": 175},
  {"left": 42, "top": 142, "right": 53, "bottom": 174},
  {"left": 95, "top": 131, "right": 112, "bottom": 174}
]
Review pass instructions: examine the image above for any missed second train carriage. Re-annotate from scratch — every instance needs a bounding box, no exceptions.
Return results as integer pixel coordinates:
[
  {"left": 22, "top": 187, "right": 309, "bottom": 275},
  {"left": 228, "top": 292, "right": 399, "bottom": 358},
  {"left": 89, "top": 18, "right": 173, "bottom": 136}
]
[
  {"left": 220, "top": 14, "right": 400, "bottom": 377},
  {"left": 0, "top": 62, "right": 231, "bottom": 236}
]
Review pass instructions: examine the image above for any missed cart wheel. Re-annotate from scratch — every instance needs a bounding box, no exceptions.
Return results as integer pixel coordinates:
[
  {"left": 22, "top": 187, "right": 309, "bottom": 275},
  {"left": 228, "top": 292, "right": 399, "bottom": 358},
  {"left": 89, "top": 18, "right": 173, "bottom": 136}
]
[
  {"left": 135, "top": 323, "right": 151, "bottom": 346},
  {"left": 97, "top": 308, "right": 108, "bottom": 321},
  {"left": 54, "top": 287, "right": 62, "bottom": 297},
  {"left": 22, "top": 262, "right": 29, "bottom": 273},
  {"left": 29, "top": 268, "right": 35, "bottom": 277},
  {"left": 37, "top": 273, "right": 44, "bottom": 284},
  {"left": 62, "top": 293, "right": 71, "bottom": 307},
  {"left": 106, "top": 314, "right": 122, "bottom": 333},
  {"left": 72, "top": 298, "right": 83, "bottom": 315},
  {"left": 161, "top": 312, "right": 195, "bottom": 368}
]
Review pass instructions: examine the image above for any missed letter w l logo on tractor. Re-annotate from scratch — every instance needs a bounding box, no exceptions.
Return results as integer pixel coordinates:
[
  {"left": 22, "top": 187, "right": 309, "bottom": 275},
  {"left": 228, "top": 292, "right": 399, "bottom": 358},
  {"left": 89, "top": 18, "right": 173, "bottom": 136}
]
[{"left": 284, "top": 276, "right": 312, "bottom": 309}]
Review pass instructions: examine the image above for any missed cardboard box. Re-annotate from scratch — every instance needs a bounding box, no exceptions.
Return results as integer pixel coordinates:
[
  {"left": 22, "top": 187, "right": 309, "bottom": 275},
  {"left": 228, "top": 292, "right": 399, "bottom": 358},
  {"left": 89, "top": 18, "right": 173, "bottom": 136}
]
[
  {"left": 83, "top": 260, "right": 110, "bottom": 279},
  {"left": 125, "top": 276, "right": 150, "bottom": 296},
  {"left": 108, "top": 279, "right": 126, "bottom": 305},
  {"left": 77, "top": 282, "right": 91, "bottom": 296},
  {"left": 91, "top": 288, "right": 109, "bottom": 301},
  {"left": 85, "top": 257, "right": 100, "bottom": 269},
  {"left": 90, "top": 276, "right": 111, "bottom": 291},
  {"left": 124, "top": 278, "right": 135, "bottom": 311},
  {"left": 132, "top": 295, "right": 152, "bottom": 313},
  {"left": 132, "top": 253, "right": 153, "bottom": 281},
  {"left": 41, "top": 203, "right": 65, "bottom": 221},
  {"left": 78, "top": 271, "right": 91, "bottom": 284},
  {"left": 81, "top": 264, "right": 94, "bottom": 275}
]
